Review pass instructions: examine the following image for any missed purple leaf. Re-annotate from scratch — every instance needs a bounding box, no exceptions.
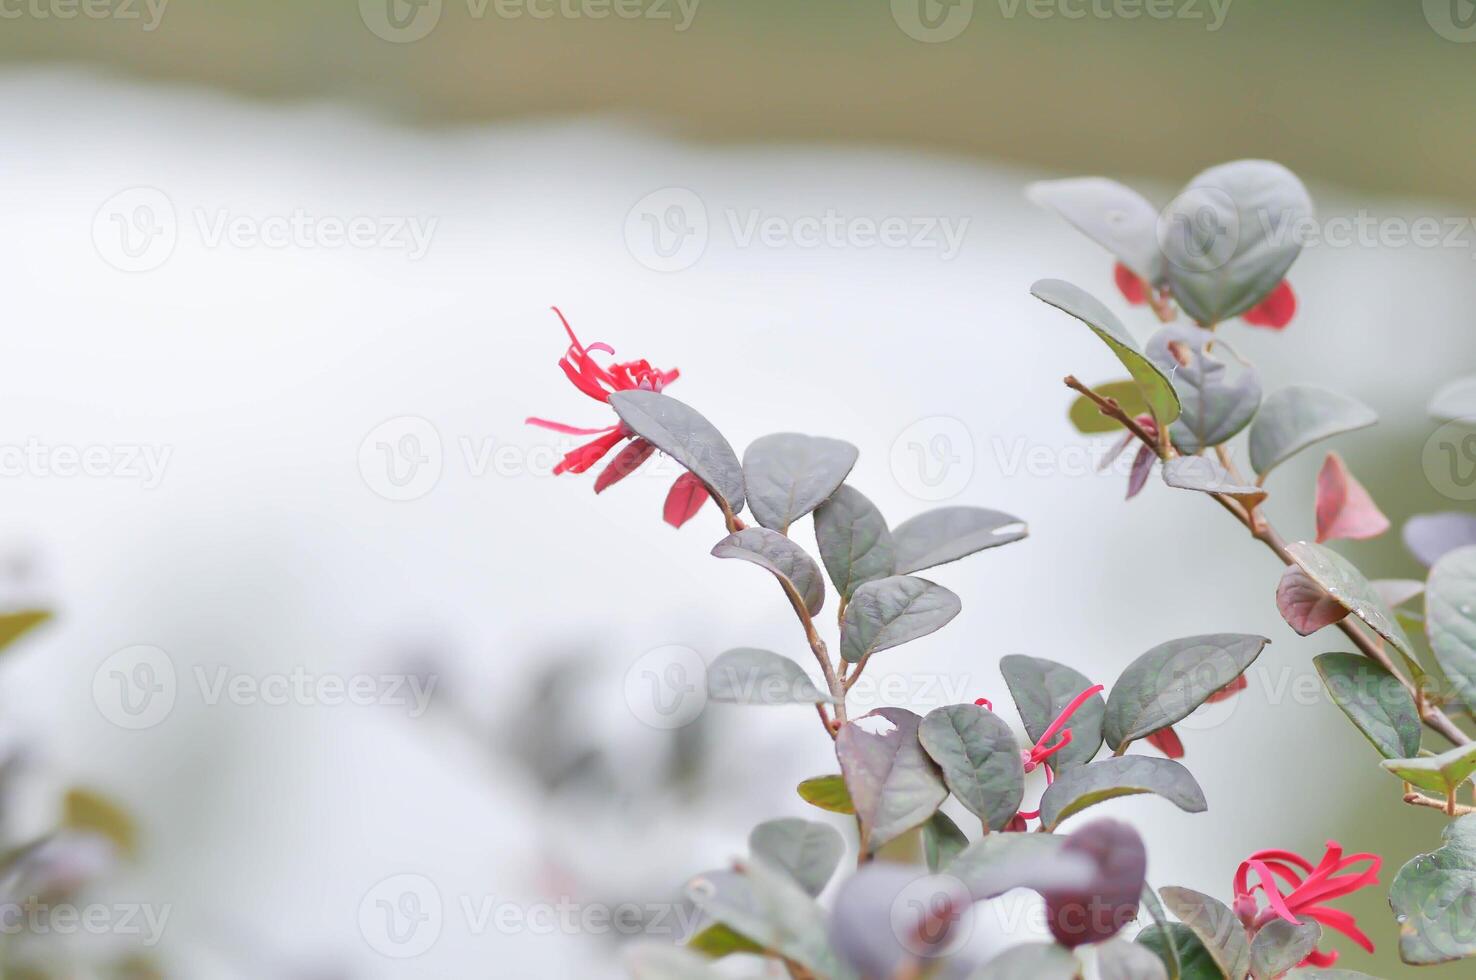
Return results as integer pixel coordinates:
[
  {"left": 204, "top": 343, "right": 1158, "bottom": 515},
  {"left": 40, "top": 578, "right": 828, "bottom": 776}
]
[
  {"left": 1405, "top": 512, "right": 1476, "bottom": 568},
  {"left": 1275, "top": 565, "right": 1349, "bottom": 636}
]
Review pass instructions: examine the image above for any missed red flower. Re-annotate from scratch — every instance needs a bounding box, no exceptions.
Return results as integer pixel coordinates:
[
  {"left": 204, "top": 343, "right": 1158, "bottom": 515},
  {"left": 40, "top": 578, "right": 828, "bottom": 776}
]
[
  {"left": 1144, "top": 675, "right": 1248, "bottom": 760},
  {"left": 1114, "top": 262, "right": 1148, "bottom": 306},
  {"left": 981, "top": 684, "right": 1103, "bottom": 827},
  {"left": 1233, "top": 841, "right": 1381, "bottom": 968},
  {"left": 1113, "top": 262, "right": 1296, "bottom": 330}
]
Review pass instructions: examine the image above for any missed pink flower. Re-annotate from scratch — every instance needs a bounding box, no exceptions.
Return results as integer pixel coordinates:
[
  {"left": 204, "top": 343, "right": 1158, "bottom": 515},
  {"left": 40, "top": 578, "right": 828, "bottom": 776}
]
[
  {"left": 993, "top": 684, "right": 1104, "bottom": 827},
  {"left": 1143, "top": 675, "right": 1247, "bottom": 760},
  {"left": 1233, "top": 841, "right": 1381, "bottom": 968},
  {"left": 1112, "top": 262, "right": 1296, "bottom": 330}
]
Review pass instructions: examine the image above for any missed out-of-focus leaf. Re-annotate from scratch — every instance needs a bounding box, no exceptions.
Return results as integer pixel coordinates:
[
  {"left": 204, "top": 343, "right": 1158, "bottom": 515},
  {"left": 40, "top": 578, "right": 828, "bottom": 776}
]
[
  {"left": 1406, "top": 513, "right": 1476, "bottom": 569},
  {"left": 1031, "top": 278, "right": 1181, "bottom": 425},
  {"left": 948, "top": 832, "right": 1096, "bottom": 903},
  {"left": 711, "top": 527, "right": 825, "bottom": 616},
  {"left": 1286, "top": 541, "right": 1415, "bottom": 659},
  {"left": 1314, "top": 453, "right": 1389, "bottom": 543},
  {"left": 918, "top": 704, "right": 1024, "bottom": 833},
  {"left": 1389, "top": 813, "right": 1476, "bottom": 965},
  {"left": 1026, "top": 177, "right": 1164, "bottom": 283},
  {"left": 891, "top": 507, "right": 1027, "bottom": 574},
  {"left": 1373, "top": 579, "right": 1424, "bottom": 609},
  {"left": 839, "top": 575, "right": 960, "bottom": 664},
  {"left": 813, "top": 485, "right": 895, "bottom": 599},
  {"left": 796, "top": 775, "right": 854, "bottom": 814},
  {"left": 1381, "top": 743, "right": 1476, "bottom": 796},
  {"left": 1103, "top": 634, "right": 1269, "bottom": 752},
  {"left": 687, "top": 861, "right": 848, "bottom": 979},
  {"left": 63, "top": 788, "right": 136, "bottom": 859},
  {"left": 608, "top": 390, "right": 745, "bottom": 513},
  {"left": 828, "top": 865, "right": 964, "bottom": 979},
  {"left": 1037, "top": 757, "right": 1207, "bottom": 831},
  {"left": 685, "top": 923, "right": 761, "bottom": 958},
  {"left": 1159, "top": 887, "right": 1250, "bottom": 980},
  {"left": 1070, "top": 380, "right": 1148, "bottom": 435},
  {"left": 1127, "top": 444, "right": 1157, "bottom": 499},
  {"left": 1140, "top": 886, "right": 1182, "bottom": 980},
  {"left": 1313, "top": 653, "right": 1421, "bottom": 760},
  {"left": 749, "top": 818, "right": 844, "bottom": 898},
  {"left": 1160, "top": 159, "right": 1312, "bottom": 326},
  {"left": 1276, "top": 566, "right": 1350, "bottom": 636},
  {"left": 999, "top": 655, "right": 1103, "bottom": 771},
  {"left": 1430, "top": 375, "right": 1476, "bottom": 421},
  {"left": 707, "top": 648, "right": 836, "bottom": 706},
  {"left": 1139, "top": 923, "right": 1222, "bottom": 980},
  {"left": 1427, "top": 545, "right": 1476, "bottom": 712},
  {"left": 922, "top": 811, "right": 969, "bottom": 873},
  {"left": 1045, "top": 819, "right": 1147, "bottom": 948},
  {"left": 1146, "top": 323, "right": 1262, "bottom": 454},
  {"left": 624, "top": 942, "right": 726, "bottom": 979},
  {"left": 0, "top": 610, "right": 51, "bottom": 655},
  {"left": 1250, "top": 918, "right": 1322, "bottom": 979},
  {"left": 836, "top": 707, "right": 947, "bottom": 853},
  {"left": 742, "top": 433, "right": 858, "bottom": 533},
  {"left": 1162, "top": 457, "right": 1266, "bottom": 509},
  {"left": 971, "top": 942, "right": 1078, "bottom": 978},
  {"left": 1099, "top": 937, "right": 1169, "bottom": 980},
  {"left": 1248, "top": 386, "right": 1376, "bottom": 477}
]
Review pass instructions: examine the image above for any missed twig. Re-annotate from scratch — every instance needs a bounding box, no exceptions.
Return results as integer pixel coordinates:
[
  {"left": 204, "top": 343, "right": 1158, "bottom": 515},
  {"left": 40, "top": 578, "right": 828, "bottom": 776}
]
[{"left": 1404, "top": 791, "right": 1476, "bottom": 817}]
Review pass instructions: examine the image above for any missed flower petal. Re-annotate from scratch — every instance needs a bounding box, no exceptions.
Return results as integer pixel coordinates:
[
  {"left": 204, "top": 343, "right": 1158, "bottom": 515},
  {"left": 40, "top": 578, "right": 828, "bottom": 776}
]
[
  {"left": 1114, "top": 262, "right": 1148, "bottom": 306},
  {"left": 1145, "top": 727, "right": 1185, "bottom": 759},
  {"left": 593, "top": 438, "right": 656, "bottom": 493},
  {"left": 553, "top": 430, "right": 627, "bottom": 476},
  {"left": 1242, "top": 280, "right": 1296, "bottom": 329},
  {"left": 663, "top": 472, "right": 710, "bottom": 528}
]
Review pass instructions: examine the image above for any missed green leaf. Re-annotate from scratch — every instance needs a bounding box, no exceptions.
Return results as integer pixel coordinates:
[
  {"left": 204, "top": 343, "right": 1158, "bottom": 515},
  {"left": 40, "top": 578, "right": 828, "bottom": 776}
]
[
  {"left": 918, "top": 704, "right": 1025, "bottom": 833},
  {"left": 63, "top": 788, "right": 137, "bottom": 858},
  {"left": 1431, "top": 375, "right": 1476, "bottom": 422},
  {"left": 741, "top": 433, "right": 858, "bottom": 534},
  {"left": 687, "top": 861, "right": 847, "bottom": 979},
  {"left": 686, "top": 922, "right": 762, "bottom": 958},
  {"left": 1390, "top": 813, "right": 1476, "bottom": 965},
  {"left": 971, "top": 942, "right": 1078, "bottom": 978},
  {"left": 1159, "top": 159, "right": 1312, "bottom": 325},
  {"left": 625, "top": 942, "right": 726, "bottom": 979},
  {"left": 1381, "top": 742, "right": 1476, "bottom": 796},
  {"left": 839, "top": 575, "right": 961, "bottom": 664},
  {"left": 922, "top": 811, "right": 969, "bottom": 873},
  {"left": 1159, "top": 887, "right": 1251, "bottom": 980},
  {"left": 0, "top": 610, "right": 50, "bottom": 655},
  {"left": 1284, "top": 970, "right": 1378, "bottom": 979},
  {"left": 835, "top": 707, "right": 947, "bottom": 853},
  {"left": 608, "top": 390, "right": 745, "bottom": 513},
  {"left": 999, "top": 655, "right": 1103, "bottom": 771},
  {"left": 1037, "top": 756, "right": 1207, "bottom": 831},
  {"left": 1138, "top": 923, "right": 1226, "bottom": 980},
  {"left": 813, "top": 485, "right": 896, "bottom": 599},
  {"left": 1312, "top": 652, "right": 1420, "bottom": 759},
  {"left": 1146, "top": 324, "right": 1262, "bottom": 454},
  {"left": 890, "top": 506, "right": 1028, "bottom": 574},
  {"left": 1427, "top": 545, "right": 1476, "bottom": 714},
  {"left": 707, "top": 648, "right": 837, "bottom": 706},
  {"left": 1031, "top": 278, "right": 1181, "bottom": 425},
  {"left": 1140, "top": 886, "right": 1183, "bottom": 980},
  {"left": 1247, "top": 386, "right": 1377, "bottom": 477},
  {"left": 1103, "top": 634, "right": 1270, "bottom": 752},
  {"left": 1099, "top": 937, "right": 1170, "bottom": 980},
  {"left": 1250, "top": 918, "right": 1322, "bottom": 980},
  {"left": 1286, "top": 541, "right": 1415, "bottom": 660},
  {"left": 1026, "top": 177, "right": 1165, "bottom": 284},
  {"left": 1161, "top": 457, "right": 1267, "bottom": 510},
  {"left": 749, "top": 818, "right": 844, "bottom": 898},
  {"left": 796, "top": 775, "right": 854, "bottom": 814},
  {"left": 1070, "top": 380, "right": 1150, "bottom": 435},
  {"left": 711, "top": 527, "right": 825, "bottom": 616}
]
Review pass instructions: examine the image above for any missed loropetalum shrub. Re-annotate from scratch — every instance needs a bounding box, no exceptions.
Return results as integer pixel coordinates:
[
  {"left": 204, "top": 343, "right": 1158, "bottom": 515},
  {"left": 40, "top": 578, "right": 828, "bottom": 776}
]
[{"left": 531, "top": 160, "right": 1476, "bottom": 978}]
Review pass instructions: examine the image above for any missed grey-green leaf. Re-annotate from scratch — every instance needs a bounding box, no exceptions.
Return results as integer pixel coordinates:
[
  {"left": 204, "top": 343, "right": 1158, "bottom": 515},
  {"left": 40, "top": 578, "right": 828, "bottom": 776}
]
[
  {"left": 707, "top": 648, "right": 837, "bottom": 706},
  {"left": 1099, "top": 937, "right": 1170, "bottom": 980},
  {"left": 971, "top": 942, "right": 1079, "bottom": 979},
  {"left": 1162, "top": 457, "right": 1267, "bottom": 509},
  {"left": 839, "top": 575, "right": 961, "bottom": 664},
  {"left": 687, "top": 861, "right": 848, "bottom": 979},
  {"left": 922, "top": 811, "right": 969, "bottom": 873},
  {"left": 918, "top": 704, "right": 1025, "bottom": 833},
  {"left": 1286, "top": 541, "right": 1415, "bottom": 660},
  {"left": 999, "top": 655, "right": 1103, "bottom": 771},
  {"left": 1160, "top": 159, "right": 1312, "bottom": 326},
  {"left": 608, "top": 389, "right": 745, "bottom": 513},
  {"left": 1248, "top": 386, "right": 1377, "bottom": 477},
  {"left": 1038, "top": 756, "right": 1207, "bottom": 831},
  {"left": 1146, "top": 323, "right": 1262, "bottom": 454},
  {"left": 814, "top": 485, "right": 896, "bottom": 599},
  {"left": 1027, "top": 176, "right": 1165, "bottom": 283},
  {"left": 891, "top": 506, "right": 1028, "bottom": 574},
  {"left": 742, "top": 433, "right": 858, "bottom": 533},
  {"left": 711, "top": 527, "right": 825, "bottom": 616},
  {"left": 1381, "top": 742, "right": 1476, "bottom": 796},
  {"left": 749, "top": 818, "right": 845, "bottom": 898},
  {"left": 1431, "top": 375, "right": 1476, "bottom": 422},
  {"left": 1139, "top": 923, "right": 1222, "bottom": 980},
  {"left": 1389, "top": 812, "right": 1476, "bottom": 965},
  {"left": 1250, "top": 918, "right": 1322, "bottom": 980},
  {"left": 835, "top": 707, "right": 947, "bottom": 853},
  {"left": 1160, "top": 886, "right": 1251, "bottom": 980},
  {"left": 624, "top": 942, "right": 726, "bottom": 979},
  {"left": 1427, "top": 545, "right": 1476, "bottom": 715},
  {"left": 1031, "top": 278, "right": 1181, "bottom": 425},
  {"left": 1312, "top": 652, "right": 1420, "bottom": 760},
  {"left": 1103, "top": 634, "right": 1270, "bottom": 752}
]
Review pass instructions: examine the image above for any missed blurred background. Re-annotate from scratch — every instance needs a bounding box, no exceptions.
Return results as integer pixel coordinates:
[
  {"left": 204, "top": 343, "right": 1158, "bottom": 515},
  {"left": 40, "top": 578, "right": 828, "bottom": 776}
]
[{"left": 0, "top": 0, "right": 1474, "bottom": 976}]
